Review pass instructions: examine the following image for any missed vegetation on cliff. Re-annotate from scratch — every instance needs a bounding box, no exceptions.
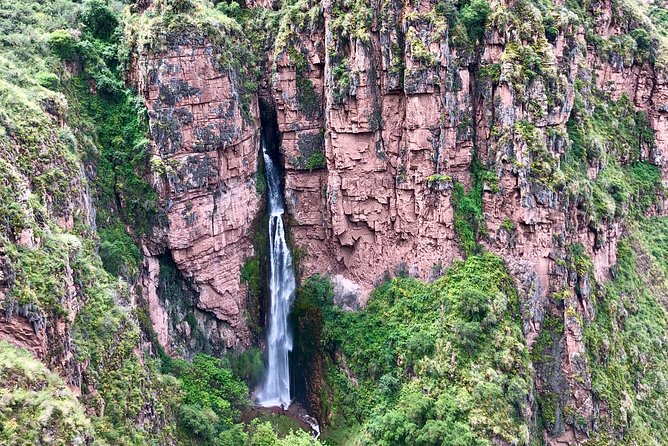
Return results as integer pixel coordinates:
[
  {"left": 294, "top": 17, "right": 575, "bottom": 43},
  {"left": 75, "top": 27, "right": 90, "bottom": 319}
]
[
  {"left": 0, "top": 1, "right": 316, "bottom": 444},
  {"left": 292, "top": 221, "right": 668, "bottom": 446},
  {"left": 1, "top": 0, "right": 668, "bottom": 445},
  {"left": 584, "top": 218, "right": 668, "bottom": 444},
  {"left": 294, "top": 254, "right": 532, "bottom": 445},
  {"left": 0, "top": 340, "right": 92, "bottom": 445}
]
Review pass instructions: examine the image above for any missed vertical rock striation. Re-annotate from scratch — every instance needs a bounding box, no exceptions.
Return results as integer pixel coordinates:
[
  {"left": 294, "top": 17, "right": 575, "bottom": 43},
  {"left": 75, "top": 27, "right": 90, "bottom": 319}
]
[
  {"left": 132, "top": 30, "right": 262, "bottom": 353},
  {"left": 265, "top": 0, "right": 668, "bottom": 442},
  {"left": 272, "top": 0, "right": 478, "bottom": 301}
]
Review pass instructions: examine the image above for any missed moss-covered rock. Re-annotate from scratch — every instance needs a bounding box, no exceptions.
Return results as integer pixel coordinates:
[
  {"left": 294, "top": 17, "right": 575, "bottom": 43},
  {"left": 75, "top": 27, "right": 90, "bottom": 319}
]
[{"left": 0, "top": 341, "right": 93, "bottom": 445}]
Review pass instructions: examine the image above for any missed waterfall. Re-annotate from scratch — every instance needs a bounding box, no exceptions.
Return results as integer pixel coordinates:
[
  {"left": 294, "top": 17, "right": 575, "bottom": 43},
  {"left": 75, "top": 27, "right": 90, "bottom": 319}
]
[{"left": 257, "top": 138, "right": 296, "bottom": 409}]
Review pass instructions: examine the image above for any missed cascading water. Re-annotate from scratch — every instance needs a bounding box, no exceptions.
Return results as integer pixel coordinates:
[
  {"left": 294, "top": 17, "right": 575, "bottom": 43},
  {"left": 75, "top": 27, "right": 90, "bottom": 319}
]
[{"left": 257, "top": 138, "right": 296, "bottom": 409}]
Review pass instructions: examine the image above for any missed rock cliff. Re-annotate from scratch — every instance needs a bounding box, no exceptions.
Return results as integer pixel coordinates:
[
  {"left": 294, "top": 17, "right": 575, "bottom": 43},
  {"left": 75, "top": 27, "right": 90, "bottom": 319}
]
[
  {"left": 270, "top": 0, "right": 666, "bottom": 305},
  {"left": 258, "top": 0, "right": 668, "bottom": 443},
  {"left": 128, "top": 3, "right": 264, "bottom": 354},
  {"left": 3, "top": 0, "right": 666, "bottom": 444},
  {"left": 128, "top": 1, "right": 668, "bottom": 442}
]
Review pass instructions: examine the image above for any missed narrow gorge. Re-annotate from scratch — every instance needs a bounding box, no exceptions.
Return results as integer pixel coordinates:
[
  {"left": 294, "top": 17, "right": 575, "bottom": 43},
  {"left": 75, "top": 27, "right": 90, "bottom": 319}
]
[{"left": 1, "top": 0, "right": 668, "bottom": 445}]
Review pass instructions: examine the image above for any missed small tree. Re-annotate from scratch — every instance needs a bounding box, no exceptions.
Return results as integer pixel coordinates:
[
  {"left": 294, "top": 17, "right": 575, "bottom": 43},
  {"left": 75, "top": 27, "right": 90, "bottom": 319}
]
[
  {"left": 460, "top": 0, "right": 490, "bottom": 42},
  {"left": 48, "top": 30, "right": 78, "bottom": 59},
  {"left": 81, "top": 0, "right": 119, "bottom": 40}
]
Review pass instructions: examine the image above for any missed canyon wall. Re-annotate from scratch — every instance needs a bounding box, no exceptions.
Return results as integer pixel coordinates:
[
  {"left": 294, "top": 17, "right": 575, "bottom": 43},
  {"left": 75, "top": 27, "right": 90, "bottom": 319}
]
[
  {"left": 129, "top": 0, "right": 666, "bottom": 371},
  {"left": 272, "top": 0, "right": 473, "bottom": 303},
  {"left": 132, "top": 30, "right": 263, "bottom": 354},
  {"left": 0, "top": 86, "right": 95, "bottom": 390},
  {"left": 262, "top": 0, "right": 668, "bottom": 443},
  {"left": 120, "top": 0, "right": 667, "bottom": 442},
  {"left": 270, "top": 0, "right": 666, "bottom": 298},
  {"left": 127, "top": 2, "right": 667, "bottom": 441},
  {"left": 0, "top": 0, "right": 666, "bottom": 444}
]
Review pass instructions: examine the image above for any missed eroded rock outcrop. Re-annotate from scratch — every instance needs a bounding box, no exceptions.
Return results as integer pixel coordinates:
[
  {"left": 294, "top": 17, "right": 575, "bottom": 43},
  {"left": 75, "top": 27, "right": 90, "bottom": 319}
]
[
  {"left": 271, "top": 0, "right": 475, "bottom": 302},
  {"left": 132, "top": 33, "right": 262, "bottom": 353},
  {"left": 264, "top": 0, "right": 668, "bottom": 443},
  {"left": 123, "top": 0, "right": 666, "bottom": 441}
]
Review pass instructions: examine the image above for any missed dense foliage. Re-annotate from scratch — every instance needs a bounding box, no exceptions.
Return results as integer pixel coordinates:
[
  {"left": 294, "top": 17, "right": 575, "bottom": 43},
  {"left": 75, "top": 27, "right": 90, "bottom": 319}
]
[
  {"left": 0, "top": 341, "right": 92, "bottom": 445},
  {"left": 1, "top": 0, "right": 667, "bottom": 445},
  {"left": 295, "top": 254, "right": 532, "bottom": 445},
  {"left": 0, "top": 1, "right": 316, "bottom": 444},
  {"left": 584, "top": 219, "right": 668, "bottom": 444},
  {"left": 565, "top": 90, "right": 662, "bottom": 224}
]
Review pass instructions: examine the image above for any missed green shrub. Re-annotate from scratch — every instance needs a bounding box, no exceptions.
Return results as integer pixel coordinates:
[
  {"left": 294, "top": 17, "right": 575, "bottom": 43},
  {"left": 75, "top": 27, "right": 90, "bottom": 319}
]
[
  {"left": 460, "top": 0, "right": 490, "bottom": 42},
  {"left": 331, "top": 58, "right": 351, "bottom": 103},
  {"left": 172, "top": 354, "right": 250, "bottom": 425},
  {"left": 98, "top": 225, "right": 141, "bottom": 279},
  {"left": 584, "top": 219, "right": 668, "bottom": 443},
  {"left": 565, "top": 90, "right": 662, "bottom": 222},
  {"left": 81, "top": 0, "right": 119, "bottom": 40},
  {"left": 35, "top": 71, "right": 60, "bottom": 90},
  {"left": 217, "top": 1, "right": 243, "bottom": 19},
  {"left": 288, "top": 47, "right": 321, "bottom": 119},
  {"left": 312, "top": 254, "right": 529, "bottom": 444},
  {"left": 179, "top": 404, "right": 219, "bottom": 441},
  {"left": 48, "top": 29, "right": 78, "bottom": 59},
  {"left": 216, "top": 423, "right": 249, "bottom": 446},
  {"left": 305, "top": 151, "right": 326, "bottom": 171},
  {"left": 452, "top": 182, "right": 484, "bottom": 255},
  {"left": 160, "top": 0, "right": 197, "bottom": 15},
  {"left": 0, "top": 341, "right": 93, "bottom": 445},
  {"left": 242, "top": 257, "right": 262, "bottom": 296}
]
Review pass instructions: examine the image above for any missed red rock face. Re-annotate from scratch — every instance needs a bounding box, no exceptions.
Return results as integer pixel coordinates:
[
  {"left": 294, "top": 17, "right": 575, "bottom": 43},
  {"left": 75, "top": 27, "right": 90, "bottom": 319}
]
[
  {"left": 266, "top": 0, "right": 668, "bottom": 443},
  {"left": 126, "top": 0, "right": 666, "bottom": 440},
  {"left": 134, "top": 38, "right": 262, "bottom": 352},
  {"left": 271, "top": 0, "right": 665, "bottom": 316},
  {"left": 477, "top": 12, "right": 667, "bottom": 444},
  {"left": 272, "top": 1, "right": 477, "bottom": 302},
  {"left": 0, "top": 309, "right": 46, "bottom": 362}
]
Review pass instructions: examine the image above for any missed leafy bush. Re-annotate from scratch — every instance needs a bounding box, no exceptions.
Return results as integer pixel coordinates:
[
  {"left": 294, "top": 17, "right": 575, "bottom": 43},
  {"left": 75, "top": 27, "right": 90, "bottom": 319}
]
[
  {"left": 216, "top": 423, "right": 249, "bottom": 445},
  {"left": 584, "top": 218, "right": 668, "bottom": 443},
  {"left": 305, "top": 151, "right": 326, "bottom": 171},
  {"left": 0, "top": 341, "right": 93, "bottom": 445},
  {"left": 179, "top": 404, "right": 219, "bottom": 441},
  {"left": 48, "top": 29, "right": 78, "bottom": 59},
  {"left": 35, "top": 71, "right": 60, "bottom": 89},
  {"left": 460, "top": 0, "right": 490, "bottom": 42},
  {"left": 306, "top": 254, "right": 530, "bottom": 445},
  {"left": 242, "top": 257, "right": 262, "bottom": 297},
  {"left": 171, "top": 354, "right": 250, "bottom": 426},
  {"left": 452, "top": 181, "right": 484, "bottom": 255},
  {"left": 99, "top": 225, "right": 141, "bottom": 279},
  {"left": 81, "top": 0, "right": 119, "bottom": 40},
  {"left": 565, "top": 90, "right": 662, "bottom": 223}
]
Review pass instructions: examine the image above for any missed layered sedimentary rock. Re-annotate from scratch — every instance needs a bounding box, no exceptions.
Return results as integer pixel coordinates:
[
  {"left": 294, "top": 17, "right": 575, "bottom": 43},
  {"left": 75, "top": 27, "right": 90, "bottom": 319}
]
[
  {"left": 476, "top": 4, "right": 667, "bottom": 442},
  {"left": 122, "top": 0, "right": 667, "bottom": 441},
  {"left": 265, "top": 0, "right": 668, "bottom": 443},
  {"left": 272, "top": 0, "right": 665, "bottom": 306},
  {"left": 272, "top": 0, "right": 475, "bottom": 301},
  {"left": 132, "top": 34, "right": 262, "bottom": 353}
]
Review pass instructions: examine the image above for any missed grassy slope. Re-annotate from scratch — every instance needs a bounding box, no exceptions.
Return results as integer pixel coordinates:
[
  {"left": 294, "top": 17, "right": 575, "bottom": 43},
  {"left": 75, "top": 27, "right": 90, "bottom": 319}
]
[{"left": 0, "top": 340, "right": 92, "bottom": 445}]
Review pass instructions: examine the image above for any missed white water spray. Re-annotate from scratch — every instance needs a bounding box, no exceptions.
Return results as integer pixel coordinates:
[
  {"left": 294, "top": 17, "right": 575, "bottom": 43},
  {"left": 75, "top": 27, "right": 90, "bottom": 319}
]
[{"left": 257, "top": 139, "right": 296, "bottom": 409}]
